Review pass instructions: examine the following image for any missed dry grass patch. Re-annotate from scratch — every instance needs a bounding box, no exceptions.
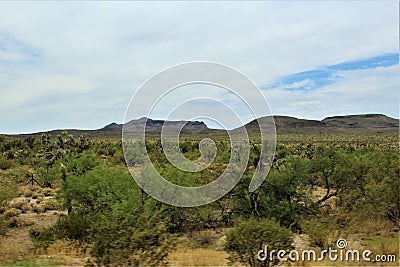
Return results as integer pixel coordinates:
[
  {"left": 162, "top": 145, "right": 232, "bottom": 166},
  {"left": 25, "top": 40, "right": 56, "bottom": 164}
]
[
  {"left": 32, "top": 204, "right": 45, "bottom": 214},
  {"left": 37, "top": 240, "right": 90, "bottom": 267},
  {"left": 190, "top": 229, "right": 225, "bottom": 249},
  {"left": 167, "top": 248, "right": 229, "bottom": 267},
  {"left": 7, "top": 216, "right": 35, "bottom": 228},
  {"left": 362, "top": 236, "right": 399, "bottom": 260},
  {"left": 3, "top": 208, "right": 22, "bottom": 218},
  {"left": 22, "top": 188, "right": 33, "bottom": 198},
  {"left": 352, "top": 217, "right": 397, "bottom": 237},
  {"left": 42, "top": 188, "right": 55, "bottom": 197},
  {"left": 8, "top": 199, "right": 27, "bottom": 210},
  {"left": 41, "top": 199, "right": 60, "bottom": 212}
]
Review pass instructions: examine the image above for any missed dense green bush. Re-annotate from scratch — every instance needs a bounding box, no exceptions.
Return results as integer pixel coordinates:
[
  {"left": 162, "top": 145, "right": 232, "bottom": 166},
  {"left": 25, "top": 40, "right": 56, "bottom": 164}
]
[
  {"left": 0, "top": 156, "right": 15, "bottom": 170},
  {"left": 225, "top": 217, "right": 293, "bottom": 267},
  {"left": 89, "top": 207, "right": 175, "bottom": 266},
  {"left": 66, "top": 150, "right": 100, "bottom": 176},
  {"left": 35, "top": 166, "right": 176, "bottom": 266},
  {"left": 232, "top": 157, "right": 316, "bottom": 231}
]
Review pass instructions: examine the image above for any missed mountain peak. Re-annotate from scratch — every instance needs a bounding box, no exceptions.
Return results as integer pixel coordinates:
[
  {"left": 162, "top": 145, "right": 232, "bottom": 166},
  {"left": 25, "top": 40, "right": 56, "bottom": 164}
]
[
  {"left": 321, "top": 114, "right": 398, "bottom": 129},
  {"left": 5, "top": 114, "right": 398, "bottom": 138}
]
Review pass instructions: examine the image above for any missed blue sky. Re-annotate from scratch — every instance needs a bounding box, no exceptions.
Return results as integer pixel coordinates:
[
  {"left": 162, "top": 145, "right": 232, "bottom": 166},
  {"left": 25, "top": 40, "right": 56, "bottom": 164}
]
[
  {"left": 0, "top": 2, "right": 398, "bottom": 133},
  {"left": 263, "top": 53, "right": 398, "bottom": 91}
]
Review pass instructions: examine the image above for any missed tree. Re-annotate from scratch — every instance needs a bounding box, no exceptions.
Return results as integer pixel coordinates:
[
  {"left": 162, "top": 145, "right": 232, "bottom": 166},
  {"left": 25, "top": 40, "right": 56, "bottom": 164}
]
[
  {"left": 233, "top": 157, "right": 316, "bottom": 230},
  {"left": 309, "top": 146, "right": 367, "bottom": 205},
  {"left": 34, "top": 166, "right": 176, "bottom": 266}
]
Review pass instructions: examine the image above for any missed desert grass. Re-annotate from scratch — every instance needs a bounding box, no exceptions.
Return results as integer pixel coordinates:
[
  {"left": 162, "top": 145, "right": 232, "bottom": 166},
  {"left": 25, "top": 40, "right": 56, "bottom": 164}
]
[
  {"left": 1, "top": 258, "right": 60, "bottom": 267},
  {"left": 167, "top": 248, "right": 230, "bottom": 267}
]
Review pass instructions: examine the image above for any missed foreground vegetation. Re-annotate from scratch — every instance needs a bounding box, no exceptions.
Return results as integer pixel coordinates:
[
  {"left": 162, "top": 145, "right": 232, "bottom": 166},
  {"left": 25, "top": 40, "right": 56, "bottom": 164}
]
[{"left": 0, "top": 132, "right": 398, "bottom": 266}]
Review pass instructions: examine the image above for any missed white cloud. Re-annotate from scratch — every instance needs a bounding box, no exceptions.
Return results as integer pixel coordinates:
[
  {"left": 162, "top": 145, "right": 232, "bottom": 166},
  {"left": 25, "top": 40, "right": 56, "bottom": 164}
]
[
  {"left": 0, "top": 1, "right": 398, "bottom": 133},
  {"left": 265, "top": 65, "right": 399, "bottom": 120},
  {"left": 287, "top": 79, "right": 315, "bottom": 90},
  {"left": 0, "top": 74, "right": 93, "bottom": 110}
]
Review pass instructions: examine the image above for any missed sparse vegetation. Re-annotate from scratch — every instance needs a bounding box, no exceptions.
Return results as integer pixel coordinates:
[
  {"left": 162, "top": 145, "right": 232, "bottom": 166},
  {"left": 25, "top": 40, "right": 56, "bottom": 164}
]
[{"left": 0, "top": 132, "right": 398, "bottom": 266}]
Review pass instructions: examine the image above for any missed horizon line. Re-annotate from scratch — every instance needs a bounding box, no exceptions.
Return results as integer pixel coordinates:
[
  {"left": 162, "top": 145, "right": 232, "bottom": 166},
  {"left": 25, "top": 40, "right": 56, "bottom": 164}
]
[{"left": 2, "top": 113, "right": 398, "bottom": 136}]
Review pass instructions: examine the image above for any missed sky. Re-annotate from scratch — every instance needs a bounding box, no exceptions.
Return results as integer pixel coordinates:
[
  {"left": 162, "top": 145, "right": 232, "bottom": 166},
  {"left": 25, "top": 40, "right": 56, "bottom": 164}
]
[{"left": 0, "top": 1, "right": 398, "bottom": 133}]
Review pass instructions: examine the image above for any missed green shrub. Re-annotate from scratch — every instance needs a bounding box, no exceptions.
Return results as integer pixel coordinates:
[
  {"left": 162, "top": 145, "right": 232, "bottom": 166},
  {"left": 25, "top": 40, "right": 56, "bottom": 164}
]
[
  {"left": 90, "top": 208, "right": 176, "bottom": 266},
  {"left": 301, "top": 218, "right": 344, "bottom": 249},
  {"left": 233, "top": 157, "right": 316, "bottom": 231},
  {"left": 0, "top": 157, "right": 14, "bottom": 170},
  {"left": 225, "top": 218, "right": 293, "bottom": 267},
  {"left": 30, "top": 227, "right": 57, "bottom": 251},
  {"left": 32, "top": 166, "right": 177, "bottom": 265},
  {"left": 66, "top": 150, "right": 100, "bottom": 176},
  {"left": 51, "top": 210, "right": 90, "bottom": 241},
  {"left": 0, "top": 172, "right": 18, "bottom": 208}
]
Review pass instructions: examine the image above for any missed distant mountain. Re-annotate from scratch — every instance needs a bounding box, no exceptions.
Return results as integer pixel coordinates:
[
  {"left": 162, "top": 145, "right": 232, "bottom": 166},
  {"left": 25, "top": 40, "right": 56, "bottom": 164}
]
[
  {"left": 322, "top": 114, "right": 399, "bottom": 129},
  {"left": 247, "top": 114, "right": 399, "bottom": 134},
  {"left": 105, "top": 117, "right": 212, "bottom": 136},
  {"left": 246, "top": 116, "right": 323, "bottom": 134},
  {"left": 103, "top": 122, "right": 122, "bottom": 130},
  {"left": 10, "top": 118, "right": 212, "bottom": 138},
  {"left": 5, "top": 114, "right": 398, "bottom": 138}
]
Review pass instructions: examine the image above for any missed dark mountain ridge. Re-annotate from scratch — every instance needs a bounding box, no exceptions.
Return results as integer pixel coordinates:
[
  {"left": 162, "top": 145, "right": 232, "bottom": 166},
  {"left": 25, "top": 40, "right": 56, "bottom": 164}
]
[
  {"left": 246, "top": 114, "right": 399, "bottom": 134},
  {"left": 5, "top": 114, "right": 398, "bottom": 138}
]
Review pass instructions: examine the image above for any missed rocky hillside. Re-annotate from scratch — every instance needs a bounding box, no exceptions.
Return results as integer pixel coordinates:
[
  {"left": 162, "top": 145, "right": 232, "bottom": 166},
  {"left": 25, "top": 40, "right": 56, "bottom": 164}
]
[
  {"left": 246, "top": 114, "right": 398, "bottom": 134},
  {"left": 7, "top": 114, "right": 398, "bottom": 138}
]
